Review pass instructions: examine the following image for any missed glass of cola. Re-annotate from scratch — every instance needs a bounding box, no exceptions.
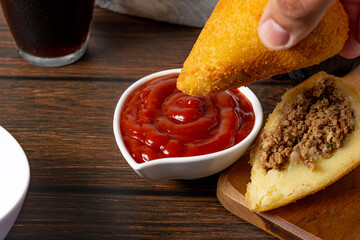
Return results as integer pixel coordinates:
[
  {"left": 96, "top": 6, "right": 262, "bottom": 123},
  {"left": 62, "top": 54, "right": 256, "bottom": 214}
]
[{"left": 0, "top": 0, "right": 95, "bottom": 67}]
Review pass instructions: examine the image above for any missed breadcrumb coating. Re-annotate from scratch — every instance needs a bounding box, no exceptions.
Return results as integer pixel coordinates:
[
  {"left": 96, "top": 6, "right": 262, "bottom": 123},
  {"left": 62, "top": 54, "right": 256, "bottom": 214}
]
[{"left": 177, "top": 0, "right": 349, "bottom": 96}]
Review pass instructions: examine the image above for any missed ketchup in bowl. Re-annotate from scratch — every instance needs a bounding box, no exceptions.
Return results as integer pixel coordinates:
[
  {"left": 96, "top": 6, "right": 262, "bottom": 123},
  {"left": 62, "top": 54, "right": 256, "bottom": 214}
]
[{"left": 120, "top": 73, "right": 255, "bottom": 163}]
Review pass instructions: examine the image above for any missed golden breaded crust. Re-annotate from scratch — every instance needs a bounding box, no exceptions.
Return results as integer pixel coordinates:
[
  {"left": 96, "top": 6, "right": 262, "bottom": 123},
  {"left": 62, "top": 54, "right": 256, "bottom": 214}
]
[
  {"left": 177, "top": 0, "right": 349, "bottom": 96},
  {"left": 245, "top": 72, "right": 360, "bottom": 212}
]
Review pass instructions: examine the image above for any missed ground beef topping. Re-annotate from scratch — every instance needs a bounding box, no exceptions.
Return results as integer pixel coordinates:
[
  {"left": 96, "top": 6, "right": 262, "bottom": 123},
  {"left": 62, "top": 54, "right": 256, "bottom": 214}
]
[{"left": 259, "top": 79, "right": 355, "bottom": 171}]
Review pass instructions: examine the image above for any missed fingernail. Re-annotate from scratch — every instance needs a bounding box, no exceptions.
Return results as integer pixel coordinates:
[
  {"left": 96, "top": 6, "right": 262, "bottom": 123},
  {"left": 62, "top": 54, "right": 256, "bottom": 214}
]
[{"left": 259, "top": 18, "right": 290, "bottom": 50}]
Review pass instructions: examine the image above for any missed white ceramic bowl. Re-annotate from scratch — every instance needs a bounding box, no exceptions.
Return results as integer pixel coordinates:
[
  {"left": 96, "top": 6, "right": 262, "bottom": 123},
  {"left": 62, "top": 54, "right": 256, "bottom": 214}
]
[
  {"left": 0, "top": 126, "right": 30, "bottom": 240},
  {"left": 113, "top": 69, "right": 263, "bottom": 180}
]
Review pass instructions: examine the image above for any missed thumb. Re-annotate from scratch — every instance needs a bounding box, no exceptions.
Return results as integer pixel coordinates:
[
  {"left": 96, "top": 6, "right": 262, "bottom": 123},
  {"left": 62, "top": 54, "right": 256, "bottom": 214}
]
[{"left": 259, "top": 0, "right": 336, "bottom": 50}]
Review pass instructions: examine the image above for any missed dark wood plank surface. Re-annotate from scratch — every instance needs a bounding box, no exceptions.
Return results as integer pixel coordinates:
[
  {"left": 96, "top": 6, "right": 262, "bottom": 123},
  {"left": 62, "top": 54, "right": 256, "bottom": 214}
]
[{"left": 0, "top": 6, "right": 290, "bottom": 240}]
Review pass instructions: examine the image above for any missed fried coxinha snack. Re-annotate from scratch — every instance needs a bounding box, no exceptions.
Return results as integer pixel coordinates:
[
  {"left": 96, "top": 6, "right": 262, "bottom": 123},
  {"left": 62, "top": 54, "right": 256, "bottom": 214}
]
[
  {"left": 177, "top": 0, "right": 349, "bottom": 96},
  {"left": 245, "top": 72, "right": 360, "bottom": 212}
]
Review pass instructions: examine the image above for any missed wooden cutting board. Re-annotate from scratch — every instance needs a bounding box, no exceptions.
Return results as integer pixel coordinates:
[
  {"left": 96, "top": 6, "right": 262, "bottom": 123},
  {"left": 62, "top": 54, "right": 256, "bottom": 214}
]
[{"left": 217, "top": 66, "right": 360, "bottom": 240}]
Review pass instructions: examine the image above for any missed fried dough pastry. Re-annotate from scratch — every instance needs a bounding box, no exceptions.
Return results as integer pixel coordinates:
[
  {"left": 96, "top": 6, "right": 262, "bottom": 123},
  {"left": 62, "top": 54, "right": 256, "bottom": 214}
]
[
  {"left": 177, "top": 0, "right": 349, "bottom": 96},
  {"left": 245, "top": 72, "right": 360, "bottom": 212}
]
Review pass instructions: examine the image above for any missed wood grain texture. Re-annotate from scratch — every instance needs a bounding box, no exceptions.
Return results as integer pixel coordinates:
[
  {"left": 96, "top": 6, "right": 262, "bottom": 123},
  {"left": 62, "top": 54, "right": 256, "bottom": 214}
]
[
  {"left": 217, "top": 68, "right": 360, "bottom": 240},
  {"left": 0, "top": 6, "right": 289, "bottom": 240},
  {"left": 0, "top": 7, "right": 199, "bottom": 79}
]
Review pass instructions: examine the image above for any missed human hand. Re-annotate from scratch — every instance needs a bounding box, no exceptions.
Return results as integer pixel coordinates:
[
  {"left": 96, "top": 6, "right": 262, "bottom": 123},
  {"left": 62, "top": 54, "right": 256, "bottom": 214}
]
[{"left": 258, "top": 0, "right": 360, "bottom": 59}]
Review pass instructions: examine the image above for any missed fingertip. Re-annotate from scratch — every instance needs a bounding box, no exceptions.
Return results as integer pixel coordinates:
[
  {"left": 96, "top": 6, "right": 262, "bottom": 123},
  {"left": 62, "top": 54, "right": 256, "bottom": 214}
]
[
  {"left": 259, "top": 0, "right": 335, "bottom": 51},
  {"left": 339, "top": 49, "right": 360, "bottom": 59},
  {"left": 259, "top": 18, "right": 291, "bottom": 51},
  {"left": 339, "top": 37, "right": 360, "bottom": 59}
]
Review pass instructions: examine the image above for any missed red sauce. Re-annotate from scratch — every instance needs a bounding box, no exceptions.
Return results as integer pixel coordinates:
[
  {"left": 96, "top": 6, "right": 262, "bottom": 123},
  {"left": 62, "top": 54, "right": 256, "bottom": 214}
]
[{"left": 120, "top": 73, "right": 255, "bottom": 163}]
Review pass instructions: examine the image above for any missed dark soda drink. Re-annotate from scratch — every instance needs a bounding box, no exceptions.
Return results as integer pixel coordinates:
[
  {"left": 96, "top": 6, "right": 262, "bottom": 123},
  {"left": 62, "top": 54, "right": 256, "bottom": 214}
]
[{"left": 0, "top": 0, "right": 94, "bottom": 66}]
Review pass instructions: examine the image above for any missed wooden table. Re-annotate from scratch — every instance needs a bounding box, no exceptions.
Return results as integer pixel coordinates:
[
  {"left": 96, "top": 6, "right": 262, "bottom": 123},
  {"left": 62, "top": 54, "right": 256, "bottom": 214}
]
[{"left": 0, "top": 7, "right": 291, "bottom": 240}]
